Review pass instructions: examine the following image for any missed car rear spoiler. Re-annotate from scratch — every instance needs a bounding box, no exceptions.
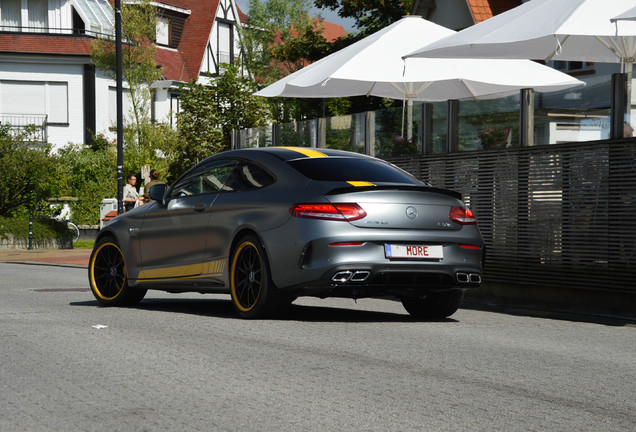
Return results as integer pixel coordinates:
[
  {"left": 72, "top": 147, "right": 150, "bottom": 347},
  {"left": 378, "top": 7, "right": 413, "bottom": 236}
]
[{"left": 325, "top": 184, "right": 462, "bottom": 200}]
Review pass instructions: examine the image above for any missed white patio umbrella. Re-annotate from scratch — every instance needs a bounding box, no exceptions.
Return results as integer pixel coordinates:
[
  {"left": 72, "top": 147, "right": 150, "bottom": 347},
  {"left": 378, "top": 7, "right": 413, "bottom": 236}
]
[
  {"left": 255, "top": 16, "right": 583, "bottom": 139},
  {"left": 405, "top": 0, "right": 636, "bottom": 68},
  {"left": 611, "top": 6, "right": 636, "bottom": 23}
]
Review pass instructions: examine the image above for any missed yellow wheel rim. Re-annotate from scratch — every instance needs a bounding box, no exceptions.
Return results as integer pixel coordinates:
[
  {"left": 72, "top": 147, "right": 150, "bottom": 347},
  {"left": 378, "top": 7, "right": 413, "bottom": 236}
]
[
  {"left": 230, "top": 241, "right": 263, "bottom": 312},
  {"left": 90, "top": 241, "right": 127, "bottom": 301}
]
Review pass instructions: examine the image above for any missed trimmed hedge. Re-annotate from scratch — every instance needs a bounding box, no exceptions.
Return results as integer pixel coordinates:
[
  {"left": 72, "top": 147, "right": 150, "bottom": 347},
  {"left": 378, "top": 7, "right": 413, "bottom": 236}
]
[{"left": 0, "top": 216, "right": 73, "bottom": 249}]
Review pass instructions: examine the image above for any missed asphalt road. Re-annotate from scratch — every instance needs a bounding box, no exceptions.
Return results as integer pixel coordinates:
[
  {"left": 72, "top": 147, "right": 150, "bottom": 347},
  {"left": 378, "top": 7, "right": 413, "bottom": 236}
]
[{"left": 1, "top": 262, "right": 634, "bottom": 431}]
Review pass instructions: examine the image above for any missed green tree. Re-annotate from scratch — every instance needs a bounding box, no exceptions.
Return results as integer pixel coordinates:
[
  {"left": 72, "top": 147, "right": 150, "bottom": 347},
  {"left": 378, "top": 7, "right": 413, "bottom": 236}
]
[
  {"left": 242, "top": 0, "right": 329, "bottom": 82},
  {"left": 174, "top": 81, "right": 224, "bottom": 176},
  {"left": 241, "top": 0, "right": 350, "bottom": 122},
  {"left": 56, "top": 143, "right": 118, "bottom": 225},
  {"left": 314, "top": 0, "right": 414, "bottom": 36},
  {"left": 0, "top": 125, "right": 62, "bottom": 217},
  {"left": 214, "top": 64, "right": 272, "bottom": 149},
  {"left": 175, "top": 65, "right": 271, "bottom": 176},
  {"left": 91, "top": 0, "right": 163, "bottom": 148},
  {"left": 122, "top": 119, "right": 180, "bottom": 183},
  {"left": 239, "top": 0, "right": 400, "bottom": 122}
]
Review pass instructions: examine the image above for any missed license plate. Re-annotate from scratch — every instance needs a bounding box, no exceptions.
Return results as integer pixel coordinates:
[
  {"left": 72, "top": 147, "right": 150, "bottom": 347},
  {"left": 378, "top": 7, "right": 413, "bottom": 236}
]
[{"left": 385, "top": 244, "right": 444, "bottom": 259}]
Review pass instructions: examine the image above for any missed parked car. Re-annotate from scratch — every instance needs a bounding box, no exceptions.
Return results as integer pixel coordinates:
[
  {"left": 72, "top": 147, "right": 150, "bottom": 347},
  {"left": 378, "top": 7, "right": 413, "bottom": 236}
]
[{"left": 88, "top": 147, "right": 484, "bottom": 318}]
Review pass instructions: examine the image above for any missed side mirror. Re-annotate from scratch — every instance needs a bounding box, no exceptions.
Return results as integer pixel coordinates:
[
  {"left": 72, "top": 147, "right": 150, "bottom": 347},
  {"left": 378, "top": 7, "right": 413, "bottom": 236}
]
[{"left": 148, "top": 183, "right": 168, "bottom": 203}]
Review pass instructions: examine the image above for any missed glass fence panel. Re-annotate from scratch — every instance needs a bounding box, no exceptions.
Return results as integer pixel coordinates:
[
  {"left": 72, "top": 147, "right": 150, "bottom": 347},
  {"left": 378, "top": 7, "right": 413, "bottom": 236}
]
[
  {"left": 459, "top": 94, "right": 520, "bottom": 151},
  {"left": 374, "top": 105, "right": 421, "bottom": 158},
  {"left": 325, "top": 113, "right": 365, "bottom": 153},
  {"left": 534, "top": 67, "right": 614, "bottom": 144},
  {"left": 431, "top": 101, "right": 447, "bottom": 154},
  {"left": 239, "top": 126, "right": 271, "bottom": 148},
  {"left": 280, "top": 119, "right": 316, "bottom": 147},
  {"left": 238, "top": 66, "right": 630, "bottom": 151}
]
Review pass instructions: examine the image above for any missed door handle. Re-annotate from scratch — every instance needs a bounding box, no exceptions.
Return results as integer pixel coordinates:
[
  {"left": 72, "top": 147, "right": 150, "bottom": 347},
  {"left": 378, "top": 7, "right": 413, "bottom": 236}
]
[{"left": 193, "top": 203, "right": 207, "bottom": 212}]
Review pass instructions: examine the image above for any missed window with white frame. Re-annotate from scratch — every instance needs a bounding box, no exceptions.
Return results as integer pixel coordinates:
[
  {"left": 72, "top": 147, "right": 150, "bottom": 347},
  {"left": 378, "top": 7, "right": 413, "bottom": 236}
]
[
  {"left": 0, "top": 80, "right": 68, "bottom": 123},
  {"left": 0, "top": 0, "right": 22, "bottom": 31},
  {"left": 156, "top": 17, "right": 169, "bottom": 45},
  {"left": 169, "top": 92, "right": 179, "bottom": 127},
  {"left": 27, "top": 0, "right": 48, "bottom": 30},
  {"left": 217, "top": 22, "right": 232, "bottom": 64},
  {"left": 71, "top": 0, "right": 114, "bottom": 35}
]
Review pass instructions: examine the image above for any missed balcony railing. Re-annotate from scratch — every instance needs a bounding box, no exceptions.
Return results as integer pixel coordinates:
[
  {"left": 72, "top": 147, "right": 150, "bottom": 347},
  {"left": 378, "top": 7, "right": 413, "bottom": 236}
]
[
  {"left": 0, "top": 114, "right": 48, "bottom": 143},
  {"left": 0, "top": 25, "right": 113, "bottom": 39}
]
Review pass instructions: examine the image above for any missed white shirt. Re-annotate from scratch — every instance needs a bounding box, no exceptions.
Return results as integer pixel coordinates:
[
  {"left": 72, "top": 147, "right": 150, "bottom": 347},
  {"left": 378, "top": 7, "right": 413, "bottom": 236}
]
[{"left": 123, "top": 184, "right": 139, "bottom": 201}]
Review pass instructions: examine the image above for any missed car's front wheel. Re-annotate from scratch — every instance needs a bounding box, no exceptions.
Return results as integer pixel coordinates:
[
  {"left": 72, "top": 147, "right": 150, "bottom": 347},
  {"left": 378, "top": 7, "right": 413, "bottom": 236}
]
[
  {"left": 401, "top": 290, "right": 464, "bottom": 319},
  {"left": 88, "top": 236, "right": 146, "bottom": 306},
  {"left": 230, "top": 235, "right": 283, "bottom": 318}
]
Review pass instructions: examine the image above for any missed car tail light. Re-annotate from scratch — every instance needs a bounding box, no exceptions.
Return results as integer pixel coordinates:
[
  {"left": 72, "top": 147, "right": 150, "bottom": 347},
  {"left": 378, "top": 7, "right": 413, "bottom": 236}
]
[
  {"left": 330, "top": 242, "right": 364, "bottom": 246},
  {"left": 290, "top": 203, "right": 367, "bottom": 221},
  {"left": 460, "top": 244, "right": 482, "bottom": 250},
  {"left": 449, "top": 206, "right": 477, "bottom": 225}
]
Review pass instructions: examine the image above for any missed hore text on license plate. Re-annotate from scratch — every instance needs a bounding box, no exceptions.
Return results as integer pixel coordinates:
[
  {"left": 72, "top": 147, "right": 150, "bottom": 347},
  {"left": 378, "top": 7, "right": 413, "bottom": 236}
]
[{"left": 385, "top": 244, "right": 444, "bottom": 259}]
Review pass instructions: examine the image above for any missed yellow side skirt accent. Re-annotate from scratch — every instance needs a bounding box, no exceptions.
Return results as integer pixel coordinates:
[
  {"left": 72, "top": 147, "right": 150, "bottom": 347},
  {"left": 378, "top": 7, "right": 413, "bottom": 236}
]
[{"left": 137, "top": 258, "right": 227, "bottom": 282}]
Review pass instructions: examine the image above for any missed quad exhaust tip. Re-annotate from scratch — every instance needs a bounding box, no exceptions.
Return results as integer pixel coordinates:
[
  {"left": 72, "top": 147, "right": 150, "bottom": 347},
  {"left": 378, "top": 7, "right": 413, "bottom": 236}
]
[
  {"left": 457, "top": 272, "right": 482, "bottom": 284},
  {"left": 332, "top": 270, "right": 370, "bottom": 283}
]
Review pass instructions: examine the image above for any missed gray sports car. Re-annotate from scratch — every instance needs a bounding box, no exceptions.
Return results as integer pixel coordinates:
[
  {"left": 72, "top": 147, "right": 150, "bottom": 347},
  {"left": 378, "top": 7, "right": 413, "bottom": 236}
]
[{"left": 89, "top": 147, "right": 484, "bottom": 318}]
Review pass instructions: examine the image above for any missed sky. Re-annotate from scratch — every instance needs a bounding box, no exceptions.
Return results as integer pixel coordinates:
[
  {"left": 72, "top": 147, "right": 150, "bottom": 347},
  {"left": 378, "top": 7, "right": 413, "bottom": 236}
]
[{"left": 234, "top": 0, "right": 357, "bottom": 33}]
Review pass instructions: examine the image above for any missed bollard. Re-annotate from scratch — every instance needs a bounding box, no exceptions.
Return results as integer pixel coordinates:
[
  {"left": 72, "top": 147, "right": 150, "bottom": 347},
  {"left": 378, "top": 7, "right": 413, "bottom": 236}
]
[{"left": 28, "top": 213, "right": 33, "bottom": 250}]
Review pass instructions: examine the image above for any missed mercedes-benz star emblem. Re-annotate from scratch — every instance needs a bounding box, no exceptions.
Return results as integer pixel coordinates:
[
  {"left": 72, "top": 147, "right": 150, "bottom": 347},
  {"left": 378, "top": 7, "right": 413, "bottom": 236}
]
[{"left": 406, "top": 206, "right": 417, "bottom": 219}]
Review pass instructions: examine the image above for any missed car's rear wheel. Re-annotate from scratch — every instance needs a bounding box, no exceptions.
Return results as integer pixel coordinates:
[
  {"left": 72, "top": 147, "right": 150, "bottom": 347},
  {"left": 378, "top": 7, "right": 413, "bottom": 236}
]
[
  {"left": 89, "top": 236, "right": 146, "bottom": 306},
  {"left": 401, "top": 290, "right": 464, "bottom": 319},
  {"left": 230, "top": 235, "right": 283, "bottom": 318}
]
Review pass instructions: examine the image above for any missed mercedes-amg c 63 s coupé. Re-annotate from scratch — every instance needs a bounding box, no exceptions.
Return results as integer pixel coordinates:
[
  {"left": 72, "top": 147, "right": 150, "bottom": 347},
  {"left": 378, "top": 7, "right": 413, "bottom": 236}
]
[{"left": 89, "top": 147, "right": 484, "bottom": 318}]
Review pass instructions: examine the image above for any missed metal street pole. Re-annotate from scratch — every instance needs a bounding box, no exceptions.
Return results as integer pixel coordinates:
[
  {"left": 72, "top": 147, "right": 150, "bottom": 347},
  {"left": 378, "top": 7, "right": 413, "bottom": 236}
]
[{"left": 115, "top": 0, "right": 124, "bottom": 214}]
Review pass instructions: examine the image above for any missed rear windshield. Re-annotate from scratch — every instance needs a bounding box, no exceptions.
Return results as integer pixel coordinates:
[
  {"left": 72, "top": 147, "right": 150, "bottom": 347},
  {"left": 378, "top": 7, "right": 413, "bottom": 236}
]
[{"left": 288, "top": 157, "right": 423, "bottom": 184}]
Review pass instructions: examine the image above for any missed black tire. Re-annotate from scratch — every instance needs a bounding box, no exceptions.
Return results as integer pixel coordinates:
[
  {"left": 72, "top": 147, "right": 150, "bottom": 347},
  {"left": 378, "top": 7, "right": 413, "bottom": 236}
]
[
  {"left": 401, "top": 290, "right": 464, "bottom": 319},
  {"left": 230, "top": 235, "right": 283, "bottom": 318},
  {"left": 88, "top": 236, "right": 146, "bottom": 306}
]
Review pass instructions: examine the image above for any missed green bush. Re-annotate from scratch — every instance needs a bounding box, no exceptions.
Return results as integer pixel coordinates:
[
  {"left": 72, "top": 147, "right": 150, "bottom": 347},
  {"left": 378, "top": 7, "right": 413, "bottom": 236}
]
[
  {"left": 123, "top": 120, "right": 179, "bottom": 183},
  {"left": 56, "top": 143, "right": 117, "bottom": 225},
  {"left": 0, "top": 215, "right": 72, "bottom": 245},
  {"left": 0, "top": 125, "right": 63, "bottom": 217}
]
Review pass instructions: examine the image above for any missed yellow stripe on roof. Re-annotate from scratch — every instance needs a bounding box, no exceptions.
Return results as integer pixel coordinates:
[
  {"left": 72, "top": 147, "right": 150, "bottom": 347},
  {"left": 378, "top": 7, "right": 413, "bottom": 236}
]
[
  {"left": 280, "top": 147, "right": 328, "bottom": 158},
  {"left": 348, "top": 181, "right": 376, "bottom": 187}
]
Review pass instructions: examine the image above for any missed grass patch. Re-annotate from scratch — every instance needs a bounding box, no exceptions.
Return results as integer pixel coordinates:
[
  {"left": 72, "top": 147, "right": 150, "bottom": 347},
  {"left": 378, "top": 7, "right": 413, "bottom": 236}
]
[{"left": 74, "top": 240, "right": 95, "bottom": 249}]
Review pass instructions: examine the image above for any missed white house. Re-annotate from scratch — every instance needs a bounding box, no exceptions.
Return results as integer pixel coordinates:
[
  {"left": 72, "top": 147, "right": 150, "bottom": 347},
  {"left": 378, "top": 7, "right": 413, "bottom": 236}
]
[{"left": 0, "top": 0, "right": 247, "bottom": 150}]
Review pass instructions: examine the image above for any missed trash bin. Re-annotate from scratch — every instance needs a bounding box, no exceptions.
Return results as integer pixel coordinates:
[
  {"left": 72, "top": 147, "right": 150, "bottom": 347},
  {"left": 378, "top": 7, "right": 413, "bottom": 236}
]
[{"left": 100, "top": 198, "right": 118, "bottom": 229}]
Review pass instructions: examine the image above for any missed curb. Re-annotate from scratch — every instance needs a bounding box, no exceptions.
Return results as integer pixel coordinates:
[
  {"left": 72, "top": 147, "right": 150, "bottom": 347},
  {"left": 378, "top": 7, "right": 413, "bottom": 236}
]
[{"left": 4, "top": 261, "right": 87, "bottom": 269}]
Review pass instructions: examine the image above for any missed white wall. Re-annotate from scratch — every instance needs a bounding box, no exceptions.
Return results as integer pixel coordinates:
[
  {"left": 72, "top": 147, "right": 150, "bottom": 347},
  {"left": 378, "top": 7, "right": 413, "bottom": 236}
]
[
  {"left": 94, "top": 71, "right": 177, "bottom": 142},
  {"left": 0, "top": 55, "right": 85, "bottom": 150},
  {"left": 153, "top": 87, "right": 170, "bottom": 123},
  {"left": 94, "top": 69, "right": 116, "bottom": 141}
]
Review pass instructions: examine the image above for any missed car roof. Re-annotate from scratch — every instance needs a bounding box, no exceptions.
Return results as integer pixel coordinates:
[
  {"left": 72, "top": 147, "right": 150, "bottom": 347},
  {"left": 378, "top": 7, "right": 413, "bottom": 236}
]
[{"left": 226, "top": 147, "right": 376, "bottom": 162}]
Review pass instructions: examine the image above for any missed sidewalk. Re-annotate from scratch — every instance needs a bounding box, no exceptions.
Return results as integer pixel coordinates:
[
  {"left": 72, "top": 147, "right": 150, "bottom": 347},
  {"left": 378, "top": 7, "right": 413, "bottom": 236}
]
[{"left": 0, "top": 248, "right": 91, "bottom": 268}]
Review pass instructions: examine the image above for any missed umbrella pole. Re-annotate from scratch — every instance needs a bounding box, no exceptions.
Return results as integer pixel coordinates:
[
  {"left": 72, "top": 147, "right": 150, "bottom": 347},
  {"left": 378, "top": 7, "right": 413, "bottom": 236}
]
[
  {"left": 520, "top": 88, "right": 534, "bottom": 147},
  {"left": 627, "top": 63, "right": 633, "bottom": 123},
  {"left": 407, "top": 98, "right": 414, "bottom": 140},
  {"left": 401, "top": 98, "right": 406, "bottom": 138}
]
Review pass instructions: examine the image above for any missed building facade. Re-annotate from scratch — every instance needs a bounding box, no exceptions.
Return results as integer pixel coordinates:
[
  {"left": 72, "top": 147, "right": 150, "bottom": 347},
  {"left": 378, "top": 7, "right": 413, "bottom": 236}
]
[{"left": 0, "top": 0, "right": 246, "bottom": 150}]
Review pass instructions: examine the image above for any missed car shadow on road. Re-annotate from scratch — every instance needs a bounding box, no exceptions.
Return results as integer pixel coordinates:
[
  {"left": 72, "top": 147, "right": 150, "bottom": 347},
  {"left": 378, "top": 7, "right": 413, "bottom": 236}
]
[
  {"left": 461, "top": 300, "right": 635, "bottom": 327},
  {"left": 70, "top": 298, "right": 459, "bottom": 323}
]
